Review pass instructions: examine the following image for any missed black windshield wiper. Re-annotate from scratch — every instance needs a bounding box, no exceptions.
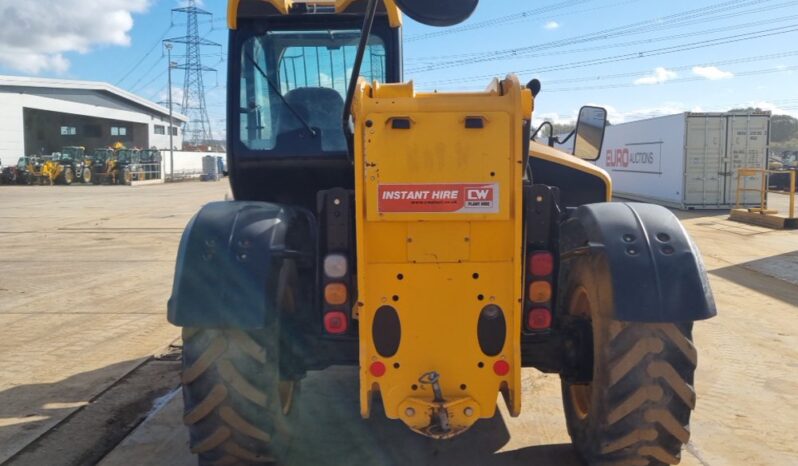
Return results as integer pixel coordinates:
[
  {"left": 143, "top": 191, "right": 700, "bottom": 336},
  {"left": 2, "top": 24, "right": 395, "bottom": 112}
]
[{"left": 244, "top": 52, "right": 317, "bottom": 137}]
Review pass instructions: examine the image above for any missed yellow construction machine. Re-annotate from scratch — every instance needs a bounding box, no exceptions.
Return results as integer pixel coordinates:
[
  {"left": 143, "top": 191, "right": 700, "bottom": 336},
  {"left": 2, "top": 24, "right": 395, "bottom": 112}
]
[
  {"left": 169, "top": 2, "right": 716, "bottom": 465},
  {"left": 40, "top": 159, "right": 63, "bottom": 185}
]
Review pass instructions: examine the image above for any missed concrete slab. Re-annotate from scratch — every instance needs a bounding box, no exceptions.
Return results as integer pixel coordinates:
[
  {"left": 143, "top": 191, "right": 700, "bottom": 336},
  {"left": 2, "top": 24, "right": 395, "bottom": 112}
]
[{"left": 99, "top": 388, "right": 192, "bottom": 466}]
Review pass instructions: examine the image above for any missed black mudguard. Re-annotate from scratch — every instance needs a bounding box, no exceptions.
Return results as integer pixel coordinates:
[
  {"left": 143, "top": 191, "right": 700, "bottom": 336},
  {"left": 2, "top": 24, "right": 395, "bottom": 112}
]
[
  {"left": 168, "top": 201, "right": 314, "bottom": 328},
  {"left": 559, "top": 202, "right": 716, "bottom": 322}
]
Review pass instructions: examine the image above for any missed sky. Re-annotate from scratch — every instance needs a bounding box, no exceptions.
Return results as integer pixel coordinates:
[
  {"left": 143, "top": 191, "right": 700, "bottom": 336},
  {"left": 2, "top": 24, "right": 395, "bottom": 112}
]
[{"left": 0, "top": 0, "right": 796, "bottom": 137}]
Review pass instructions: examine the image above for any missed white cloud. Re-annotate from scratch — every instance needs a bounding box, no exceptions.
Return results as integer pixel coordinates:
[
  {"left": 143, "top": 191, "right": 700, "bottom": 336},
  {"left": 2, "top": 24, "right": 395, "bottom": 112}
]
[
  {"left": 692, "top": 66, "right": 734, "bottom": 80},
  {"left": 634, "top": 67, "right": 678, "bottom": 85},
  {"left": 544, "top": 21, "right": 560, "bottom": 30},
  {"left": 0, "top": 0, "right": 151, "bottom": 74}
]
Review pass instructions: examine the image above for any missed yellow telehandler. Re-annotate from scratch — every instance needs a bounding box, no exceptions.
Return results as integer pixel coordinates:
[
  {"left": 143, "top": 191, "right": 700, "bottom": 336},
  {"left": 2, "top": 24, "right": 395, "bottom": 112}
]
[{"left": 169, "top": 2, "right": 716, "bottom": 464}]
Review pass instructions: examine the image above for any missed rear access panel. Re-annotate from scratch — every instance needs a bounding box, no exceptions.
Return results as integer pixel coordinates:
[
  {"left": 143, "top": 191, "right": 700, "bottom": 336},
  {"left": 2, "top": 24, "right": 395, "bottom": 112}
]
[{"left": 351, "top": 77, "right": 532, "bottom": 438}]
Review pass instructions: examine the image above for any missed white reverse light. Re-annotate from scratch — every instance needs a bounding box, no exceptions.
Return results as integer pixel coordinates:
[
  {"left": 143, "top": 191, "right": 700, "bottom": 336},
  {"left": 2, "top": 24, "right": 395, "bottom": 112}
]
[{"left": 324, "top": 254, "right": 348, "bottom": 278}]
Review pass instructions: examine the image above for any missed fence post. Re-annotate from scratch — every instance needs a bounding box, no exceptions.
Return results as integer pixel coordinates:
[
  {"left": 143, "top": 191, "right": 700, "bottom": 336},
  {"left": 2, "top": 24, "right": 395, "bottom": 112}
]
[{"left": 790, "top": 170, "right": 796, "bottom": 219}]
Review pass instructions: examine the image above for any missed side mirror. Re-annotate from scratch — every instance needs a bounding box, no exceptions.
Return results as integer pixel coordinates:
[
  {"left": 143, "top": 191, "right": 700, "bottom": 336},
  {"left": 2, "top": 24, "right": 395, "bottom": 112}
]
[
  {"left": 393, "top": 0, "right": 478, "bottom": 27},
  {"left": 573, "top": 106, "right": 607, "bottom": 161}
]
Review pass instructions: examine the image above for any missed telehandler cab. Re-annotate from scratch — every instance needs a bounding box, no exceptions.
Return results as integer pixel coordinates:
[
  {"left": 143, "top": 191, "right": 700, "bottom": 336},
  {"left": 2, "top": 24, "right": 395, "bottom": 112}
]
[
  {"left": 116, "top": 149, "right": 144, "bottom": 185},
  {"left": 169, "top": 1, "right": 716, "bottom": 465},
  {"left": 89, "top": 148, "right": 117, "bottom": 184},
  {"left": 52, "top": 146, "right": 92, "bottom": 184}
]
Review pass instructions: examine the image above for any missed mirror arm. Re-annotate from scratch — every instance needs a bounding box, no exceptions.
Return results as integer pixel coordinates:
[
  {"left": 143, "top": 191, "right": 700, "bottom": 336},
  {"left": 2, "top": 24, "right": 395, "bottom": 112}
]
[
  {"left": 546, "top": 129, "right": 575, "bottom": 148},
  {"left": 343, "top": 0, "right": 379, "bottom": 162},
  {"left": 531, "top": 121, "right": 553, "bottom": 142}
]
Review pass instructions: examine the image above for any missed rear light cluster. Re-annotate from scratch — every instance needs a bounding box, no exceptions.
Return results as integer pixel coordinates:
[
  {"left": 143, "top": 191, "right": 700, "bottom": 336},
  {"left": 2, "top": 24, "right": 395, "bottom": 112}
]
[
  {"left": 525, "top": 251, "right": 554, "bottom": 331},
  {"left": 323, "top": 254, "right": 350, "bottom": 335}
]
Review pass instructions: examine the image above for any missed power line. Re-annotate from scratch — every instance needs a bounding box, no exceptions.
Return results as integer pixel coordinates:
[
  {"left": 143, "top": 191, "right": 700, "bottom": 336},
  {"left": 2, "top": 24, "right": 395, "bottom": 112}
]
[
  {"left": 405, "top": 0, "right": 594, "bottom": 42},
  {"left": 413, "top": 11, "right": 798, "bottom": 79},
  {"left": 543, "top": 64, "right": 798, "bottom": 92},
  {"left": 134, "top": 68, "right": 169, "bottom": 95},
  {"left": 539, "top": 50, "right": 798, "bottom": 85},
  {"left": 115, "top": 24, "right": 174, "bottom": 86},
  {"left": 167, "top": 0, "right": 221, "bottom": 145},
  {"left": 536, "top": 98, "right": 798, "bottom": 122},
  {"left": 129, "top": 55, "right": 166, "bottom": 92},
  {"left": 420, "top": 23, "right": 798, "bottom": 87},
  {"left": 408, "top": 0, "right": 791, "bottom": 73},
  {"left": 409, "top": 5, "right": 798, "bottom": 72}
]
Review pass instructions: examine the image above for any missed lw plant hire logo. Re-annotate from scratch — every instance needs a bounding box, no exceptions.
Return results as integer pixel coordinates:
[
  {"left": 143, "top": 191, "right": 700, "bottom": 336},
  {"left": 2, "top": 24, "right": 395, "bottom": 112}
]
[
  {"left": 464, "top": 186, "right": 496, "bottom": 210},
  {"left": 378, "top": 183, "right": 499, "bottom": 213}
]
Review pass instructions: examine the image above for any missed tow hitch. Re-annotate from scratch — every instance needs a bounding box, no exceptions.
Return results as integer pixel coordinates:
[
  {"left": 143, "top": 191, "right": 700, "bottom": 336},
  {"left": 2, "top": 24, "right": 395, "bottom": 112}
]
[{"left": 419, "top": 371, "right": 451, "bottom": 435}]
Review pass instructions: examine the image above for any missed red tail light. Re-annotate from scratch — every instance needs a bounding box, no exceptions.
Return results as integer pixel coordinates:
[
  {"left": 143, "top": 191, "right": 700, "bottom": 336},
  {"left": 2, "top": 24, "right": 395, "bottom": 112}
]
[
  {"left": 529, "top": 252, "right": 554, "bottom": 277},
  {"left": 324, "top": 311, "right": 348, "bottom": 334},
  {"left": 527, "top": 308, "right": 552, "bottom": 330}
]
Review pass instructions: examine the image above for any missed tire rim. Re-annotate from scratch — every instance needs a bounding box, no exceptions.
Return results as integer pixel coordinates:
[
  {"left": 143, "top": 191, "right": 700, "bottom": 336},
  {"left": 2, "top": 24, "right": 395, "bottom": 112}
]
[
  {"left": 65, "top": 169, "right": 74, "bottom": 184},
  {"left": 568, "top": 286, "right": 593, "bottom": 420}
]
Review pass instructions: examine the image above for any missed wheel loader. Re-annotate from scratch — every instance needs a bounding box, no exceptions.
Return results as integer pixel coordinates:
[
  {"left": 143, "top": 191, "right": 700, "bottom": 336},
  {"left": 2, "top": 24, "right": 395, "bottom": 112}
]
[{"left": 168, "top": 1, "right": 716, "bottom": 465}]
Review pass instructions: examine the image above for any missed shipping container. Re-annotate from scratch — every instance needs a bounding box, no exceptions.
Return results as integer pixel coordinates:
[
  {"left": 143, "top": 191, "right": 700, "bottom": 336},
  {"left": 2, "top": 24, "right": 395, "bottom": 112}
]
[{"left": 594, "top": 112, "right": 770, "bottom": 209}]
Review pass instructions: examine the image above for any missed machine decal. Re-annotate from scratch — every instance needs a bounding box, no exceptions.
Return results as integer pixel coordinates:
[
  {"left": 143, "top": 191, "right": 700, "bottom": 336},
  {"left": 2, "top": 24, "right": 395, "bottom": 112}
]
[{"left": 378, "top": 183, "right": 499, "bottom": 213}]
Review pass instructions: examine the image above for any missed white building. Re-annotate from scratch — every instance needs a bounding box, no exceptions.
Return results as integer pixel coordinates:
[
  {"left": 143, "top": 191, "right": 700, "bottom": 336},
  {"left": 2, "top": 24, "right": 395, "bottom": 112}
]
[{"left": 0, "top": 75, "right": 188, "bottom": 159}]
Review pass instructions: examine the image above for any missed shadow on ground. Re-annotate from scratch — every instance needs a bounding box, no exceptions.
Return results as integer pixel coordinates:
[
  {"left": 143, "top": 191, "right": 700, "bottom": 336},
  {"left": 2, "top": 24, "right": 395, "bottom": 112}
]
[
  {"left": 286, "top": 367, "right": 584, "bottom": 466},
  {"left": 0, "top": 358, "right": 177, "bottom": 466},
  {"left": 710, "top": 250, "right": 798, "bottom": 307},
  {"left": 0, "top": 360, "right": 139, "bottom": 461},
  {"left": 0, "top": 362, "right": 584, "bottom": 466}
]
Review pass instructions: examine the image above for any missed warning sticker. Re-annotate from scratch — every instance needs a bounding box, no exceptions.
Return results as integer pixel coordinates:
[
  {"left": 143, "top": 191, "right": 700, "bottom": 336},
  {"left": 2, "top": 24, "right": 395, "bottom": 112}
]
[{"left": 378, "top": 183, "right": 499, "bottom": 213}]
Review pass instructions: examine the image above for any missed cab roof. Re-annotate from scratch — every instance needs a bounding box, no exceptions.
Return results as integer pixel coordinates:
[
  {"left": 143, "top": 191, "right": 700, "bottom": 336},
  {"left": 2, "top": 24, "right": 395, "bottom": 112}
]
[{"left": 228, "top": 0, "right": 402, "bottom": 29}]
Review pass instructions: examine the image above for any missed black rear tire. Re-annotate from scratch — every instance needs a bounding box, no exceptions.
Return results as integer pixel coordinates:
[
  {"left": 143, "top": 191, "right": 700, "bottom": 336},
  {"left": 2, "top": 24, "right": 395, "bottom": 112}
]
[
  {"left": 181, "top": 261, "right": 300, "bottom": 466},
  {"left": 62, "top": 167, "right": 74, "bottom": 185},
  {"left": 561, "top": 257, "right": 698, "bottom": 465}
]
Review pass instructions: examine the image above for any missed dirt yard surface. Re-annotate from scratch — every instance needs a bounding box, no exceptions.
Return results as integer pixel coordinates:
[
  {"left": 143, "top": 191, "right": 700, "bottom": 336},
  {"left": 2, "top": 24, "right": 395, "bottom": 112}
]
[
  {"left": 1, "top": 183, "right": 796, "bottom": 466},
  {"left": 0, "top": 182, "right": 226, "bottom": 464}
]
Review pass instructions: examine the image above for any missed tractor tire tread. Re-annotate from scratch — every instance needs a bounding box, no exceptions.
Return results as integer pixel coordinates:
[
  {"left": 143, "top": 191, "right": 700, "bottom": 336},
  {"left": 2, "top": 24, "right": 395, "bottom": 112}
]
[
  {"left": 223, "top": 442, "right": 275, "bottom": 463},
  {"left": 192, "top": 426, "right": 232, "bottom": 454},
  {"left": 596, "top": 323, "right": 696, "bottom": 465},
  {"left": 182, "top": 336, "right": 226, "bottom": 384},
  {"left": 184, "top": 384, "right": 228, "bottom": 425},
  {"left": 182, "top": 328, "right": 282, "bottom": 466},
  {"left": 220, "top": 406, "right": 272, "bottom": 442},
  {"left": 217, "top": 359, "right": 268, "bottom": 408}
]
